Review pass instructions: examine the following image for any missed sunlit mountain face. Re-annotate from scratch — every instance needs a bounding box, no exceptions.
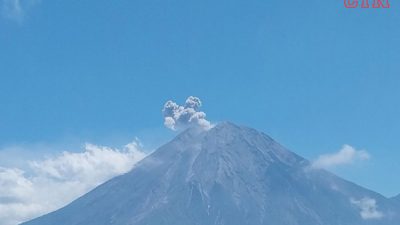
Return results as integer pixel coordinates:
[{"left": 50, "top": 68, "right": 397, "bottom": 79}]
[{"left": 22, "top": 122, "right": 400, "bottom": 225}]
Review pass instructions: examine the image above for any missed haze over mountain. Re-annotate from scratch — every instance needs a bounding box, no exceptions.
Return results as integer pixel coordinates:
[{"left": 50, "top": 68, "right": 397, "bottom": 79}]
[
  {"left": 21, "top": 122, "right": 399, "bottom": 225},
  {"left": 393, "top": 195, "right": 400, "bottom": 203}
]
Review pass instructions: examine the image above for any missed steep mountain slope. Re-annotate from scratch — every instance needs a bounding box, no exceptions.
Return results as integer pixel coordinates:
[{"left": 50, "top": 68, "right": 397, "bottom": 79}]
[
  {"left": 22, "top": 122, "right": 399, "bottom": 225},
  {"left": 392, "top": 195, "right": 400, "bottom": 204}
]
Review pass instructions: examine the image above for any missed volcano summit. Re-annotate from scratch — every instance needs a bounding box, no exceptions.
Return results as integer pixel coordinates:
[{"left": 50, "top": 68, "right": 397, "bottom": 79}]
[{"left": 22, "top": 122, "right": 399, "bottom": 225}]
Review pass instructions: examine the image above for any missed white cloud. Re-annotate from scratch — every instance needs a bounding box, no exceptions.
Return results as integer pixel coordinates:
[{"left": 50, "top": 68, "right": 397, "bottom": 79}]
[
  {"left": 351, "top": 197, "right": 384, "bottom": 220},
  {"left": 162, "top": 96, "right": 211, "bottom": 131},
  {"left": 1, "top": 0, "right": 40, "bottom": 22},
  {"left": 312, "top": 145, "right": 370, "bottom": 169},
  {"left": 0, "top": 140, "right": 147, "bottom": 225}
]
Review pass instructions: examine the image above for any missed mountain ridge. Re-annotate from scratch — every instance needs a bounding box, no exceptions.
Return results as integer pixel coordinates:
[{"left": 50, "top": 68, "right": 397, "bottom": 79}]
[{"left": 21, "top": 122, "right": 399, "bottom": 225}]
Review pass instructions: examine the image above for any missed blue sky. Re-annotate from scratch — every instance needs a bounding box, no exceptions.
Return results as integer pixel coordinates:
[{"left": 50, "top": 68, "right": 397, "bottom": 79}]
[{"left": 0, "top": 0, "right": 399, "bottom": 199}]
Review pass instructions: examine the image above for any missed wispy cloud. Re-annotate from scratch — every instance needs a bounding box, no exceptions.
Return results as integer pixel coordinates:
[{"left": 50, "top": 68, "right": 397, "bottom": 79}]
[
  {"left": 351, "top": 197, "right": 384, "bottom": 220},
  {"left": 1, "top": 0, "right": 40, "bottom": 22},
  {"left": 162, "top": 96, "right": 212, "bottom": 131},
  {"left": 0, "top": 140, "right": 147, "bottom": 225},
  {"left": 312, "top": 145, "right": 370, "bottom": 169}
]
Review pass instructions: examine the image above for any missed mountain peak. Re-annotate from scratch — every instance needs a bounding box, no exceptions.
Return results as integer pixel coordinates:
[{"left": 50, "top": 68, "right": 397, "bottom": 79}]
[
  {"left": 173, "top": 121, "right": 263, "bottom": 147},
  {"left": 212, "top": 121, "right": 240, "bottom": 129},
  {"left": 21, "top": 123, "right": 400, "bottom": 225},
  {"left": 207, "top": 121, "right": 260, "bottom": 138},
  {"left": 171, "top": 121, "right": 298, "bottom": 166},
  {"left": 179, "top": 121, "right": 244, "bottom": 137}
]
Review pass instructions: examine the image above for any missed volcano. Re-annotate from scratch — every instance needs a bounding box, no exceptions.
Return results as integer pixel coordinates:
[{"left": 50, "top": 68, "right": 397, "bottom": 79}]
[
  {"left": 21, "top": 122, "right": 399, "bottom": 225},
  {"left": 393, "top": 195, "right": 400, "bottom": 204}
]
